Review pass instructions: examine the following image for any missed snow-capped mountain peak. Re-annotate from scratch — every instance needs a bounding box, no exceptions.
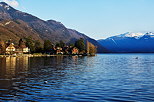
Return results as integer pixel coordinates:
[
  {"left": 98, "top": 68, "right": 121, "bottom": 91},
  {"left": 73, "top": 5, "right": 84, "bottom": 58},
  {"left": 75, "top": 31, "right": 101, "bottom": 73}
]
[
  {"left": 110, "top": 32, "right": 154, "bottom": 39},
  {"left": 144, "top": 32, "right": 154, "bottom": 38},
  {"left": 145, "top": 32, "right": 154, "bottom": 35},
  {"left": 98, "top": 32, "right": 154, "bottom": 53},
  {"left": 116, "top": 32, "right": 144, "bottom": 39}
]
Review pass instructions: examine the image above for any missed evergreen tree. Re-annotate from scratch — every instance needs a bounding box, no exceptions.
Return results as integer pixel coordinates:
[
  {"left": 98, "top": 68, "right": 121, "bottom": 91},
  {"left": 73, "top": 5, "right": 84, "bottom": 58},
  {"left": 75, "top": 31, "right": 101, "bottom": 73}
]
[
  {"left": 59, "top": 40, "right": 65, "bottom": 48},
  {"left": 44, "top": 40, "right": 53, "bottom": 52},
  {"left": 25, "top": 37, "right": 35, "bottom": 53},
  {"left": 0, "top": 40, "right": 6, "bottom": 54},
  {"left": 35, "top": 40, "right": 42, "bottom": 53},
  {"left": 69, "top": 43, "right": 74, "bottom": 47},
  {"left": 56, "top": 42, "right": 60, "bottom": 47},
  {"left": 75, "top": 38, "right": 85, "bottom": 52}
]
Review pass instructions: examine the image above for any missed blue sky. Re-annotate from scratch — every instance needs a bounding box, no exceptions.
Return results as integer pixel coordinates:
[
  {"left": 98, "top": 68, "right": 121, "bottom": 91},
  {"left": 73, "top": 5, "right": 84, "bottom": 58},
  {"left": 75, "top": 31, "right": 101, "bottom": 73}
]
[{"left": 2, "top": 0, "right": 154, "bottom": 39}]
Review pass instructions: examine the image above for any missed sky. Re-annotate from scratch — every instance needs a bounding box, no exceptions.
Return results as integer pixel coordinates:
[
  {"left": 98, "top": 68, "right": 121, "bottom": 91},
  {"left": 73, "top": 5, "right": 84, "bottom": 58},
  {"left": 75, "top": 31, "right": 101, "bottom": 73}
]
[{"left": 1, "top": 0, "right": 154, "bottom": 39}]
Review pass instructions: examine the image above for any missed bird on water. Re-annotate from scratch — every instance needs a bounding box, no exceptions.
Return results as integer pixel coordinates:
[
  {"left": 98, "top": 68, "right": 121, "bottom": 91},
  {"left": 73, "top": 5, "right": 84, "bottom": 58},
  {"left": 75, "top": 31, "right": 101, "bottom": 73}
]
[{"left": 44, "top": 81, "right": 48, "bottom": 84}]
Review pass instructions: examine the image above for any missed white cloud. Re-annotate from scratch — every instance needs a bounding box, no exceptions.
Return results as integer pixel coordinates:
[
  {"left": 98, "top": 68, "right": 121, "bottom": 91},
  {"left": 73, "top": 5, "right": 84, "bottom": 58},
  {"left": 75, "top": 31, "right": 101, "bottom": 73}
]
[{"left": 1, "top": 0, "right": 19, "bottom": 7}]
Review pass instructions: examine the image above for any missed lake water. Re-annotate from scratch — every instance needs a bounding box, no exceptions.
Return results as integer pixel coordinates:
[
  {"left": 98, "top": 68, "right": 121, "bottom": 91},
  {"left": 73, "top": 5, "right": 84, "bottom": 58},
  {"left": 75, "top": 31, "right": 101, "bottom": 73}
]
[{"left": 0, "top": 54, "right": 154, "bottom": 102}]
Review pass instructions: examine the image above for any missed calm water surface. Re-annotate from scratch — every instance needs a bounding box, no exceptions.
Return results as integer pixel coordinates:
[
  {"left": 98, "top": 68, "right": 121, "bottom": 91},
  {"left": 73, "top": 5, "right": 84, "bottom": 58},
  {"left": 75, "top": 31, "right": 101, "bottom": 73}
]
[{"left": 0, "top": 54, "right": 154, "bottom": 102}]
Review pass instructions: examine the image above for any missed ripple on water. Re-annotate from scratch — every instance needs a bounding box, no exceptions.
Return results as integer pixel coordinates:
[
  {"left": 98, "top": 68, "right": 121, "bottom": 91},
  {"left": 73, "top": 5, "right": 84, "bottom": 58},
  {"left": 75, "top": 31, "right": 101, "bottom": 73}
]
[{"left": 0, "top": 55, "right": 154, "bottom": 101}]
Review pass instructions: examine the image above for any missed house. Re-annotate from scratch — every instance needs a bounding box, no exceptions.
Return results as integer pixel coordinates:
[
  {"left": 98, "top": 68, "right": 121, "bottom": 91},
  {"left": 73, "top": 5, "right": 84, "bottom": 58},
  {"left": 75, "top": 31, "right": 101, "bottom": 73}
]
[
  {"left": 55, "top": 47, "right": 63, "bottom": 54},
  {"left": 5, "top": 39, "right": 30, "bottom": 55},
  {"left": 16, "top": 47, "right": 30, "bottom": 54},
  {"left": 16, "top": 39, "right": 30, "bottom": 54},
  {"left": 71, "top": 47, "right": 79, "bottom": 54},
  {"left": 6, "top": 43, "right": 16, "bottom": 54},
  {"left": 22, "top": 47, "right": 30, "bottom": 53}
]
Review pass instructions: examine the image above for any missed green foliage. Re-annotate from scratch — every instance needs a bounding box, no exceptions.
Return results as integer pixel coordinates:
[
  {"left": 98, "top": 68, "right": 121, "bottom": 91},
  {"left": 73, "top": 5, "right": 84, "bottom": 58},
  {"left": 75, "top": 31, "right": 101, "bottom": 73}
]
[
  {"left": 35, "top": 40, "right": 42, "bottom": 53},
  {"left": 75, "top": 38, "right": 85, "bottom": 52},
  {"left": 56, "top": 40, "right": 65, "bottom": 48},
  {"left": 25, "top": 37, "right": 42, "bottom": 53},
  {"left": 55, "top": 42, "right": 60, "bottom": 47},
  {"left": 25, "top": 37, "right": 35, "bottom": 53},
  {"left": 44, "top": 40, "right": 53, "bottom": 52},
  {"left": 59, "top": 40, "right": 65, "bottom": 48},
  {"left": 69, "top": 43, "right": 74, "bottom": 47}
]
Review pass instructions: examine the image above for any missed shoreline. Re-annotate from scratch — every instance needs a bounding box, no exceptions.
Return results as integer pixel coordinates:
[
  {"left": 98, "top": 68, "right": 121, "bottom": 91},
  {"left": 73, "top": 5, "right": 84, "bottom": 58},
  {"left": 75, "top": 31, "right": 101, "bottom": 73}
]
[
  {"left": 0, "top": 54, "right": 89, "bottom": 57},
  {"left": 0, "top": 54, "right": 69, "bottom": 57}
]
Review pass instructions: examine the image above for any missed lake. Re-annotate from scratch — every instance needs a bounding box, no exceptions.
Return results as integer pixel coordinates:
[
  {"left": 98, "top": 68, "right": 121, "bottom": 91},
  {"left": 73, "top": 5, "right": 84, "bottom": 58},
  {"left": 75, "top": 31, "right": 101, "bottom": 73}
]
[{"left": 0, "top": 54, "right": 154, "bottom": 102}]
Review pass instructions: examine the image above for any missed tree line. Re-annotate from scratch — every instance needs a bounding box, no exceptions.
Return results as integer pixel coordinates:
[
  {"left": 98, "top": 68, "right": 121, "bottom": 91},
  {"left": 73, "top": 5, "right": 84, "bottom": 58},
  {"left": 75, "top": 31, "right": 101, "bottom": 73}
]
[{"left": 24, "top": 37, "right": 86, "bottom": 54}]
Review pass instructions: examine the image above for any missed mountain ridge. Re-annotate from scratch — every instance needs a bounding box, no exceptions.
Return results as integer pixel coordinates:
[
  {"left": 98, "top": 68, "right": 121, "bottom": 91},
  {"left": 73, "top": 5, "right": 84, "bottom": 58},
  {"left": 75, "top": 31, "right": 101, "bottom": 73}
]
[
  {"left": 98, "top": 32, "right": 154, "bottom": 53},
  {"left": 0, "top": 2, "right": 108, "bottom": 53}
]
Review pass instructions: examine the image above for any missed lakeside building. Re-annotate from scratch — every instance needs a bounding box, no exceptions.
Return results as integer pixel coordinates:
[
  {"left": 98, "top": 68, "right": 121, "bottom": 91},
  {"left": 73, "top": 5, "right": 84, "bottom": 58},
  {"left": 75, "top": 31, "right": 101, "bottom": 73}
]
[
  {"left": 16, "top": 39, "right": 30, "bottom": 54},
  {"left": 0, "top": 39, "right": 30, "bottom": 55},
  {"left": 71, "top": 47, "right": 79, "bottom": 54},
  {"left": 55, "top": 47, "right": 64, "bottom": 54},
  {"left": 53, "top": 46, "right": 79, "bottom": 55},
  {"left": 50, "top": 41, "right": 96, "bottom": 55},
  {"left": 0, "top": 39, "right": 96, "bottom": 56},
  {"left": 6, "top": 43, "right": 16, "bottom": 54}
]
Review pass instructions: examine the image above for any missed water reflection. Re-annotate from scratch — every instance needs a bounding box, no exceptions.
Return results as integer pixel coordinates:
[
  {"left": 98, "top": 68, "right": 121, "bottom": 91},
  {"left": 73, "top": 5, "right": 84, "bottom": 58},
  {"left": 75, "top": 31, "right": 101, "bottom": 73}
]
[
  {"left": 0, "top": 57, "right": 29, "bottom": 79},
  {"left": 0, "top": 55, "right": 153, "bottom": 102}
]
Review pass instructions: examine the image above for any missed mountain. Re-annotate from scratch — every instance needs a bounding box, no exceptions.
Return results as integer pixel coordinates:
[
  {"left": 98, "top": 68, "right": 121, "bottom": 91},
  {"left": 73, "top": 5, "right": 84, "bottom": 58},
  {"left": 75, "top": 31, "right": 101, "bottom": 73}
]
[
  {"left": 98, "top": 32, "right": 154, "bottom": 53},
  {"left": 0, "top": 20, "right": 43, "bottom": 43},
  {"left": 0, "top": 2, "right": 107, "bottom": 52}
]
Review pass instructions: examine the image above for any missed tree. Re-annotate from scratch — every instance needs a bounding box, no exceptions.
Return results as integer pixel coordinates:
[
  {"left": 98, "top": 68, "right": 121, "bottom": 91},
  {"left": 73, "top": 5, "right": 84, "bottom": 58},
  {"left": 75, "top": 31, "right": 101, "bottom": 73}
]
[
  {"left": 75, "top": 38, "right": 85, "bottom": 52},
  {"left": 25, "top": 37, "right": 35, "bottom": 53},
  {"left": 56, "top": 42, "right": 60, "bottom": 47},
  {"left": 0, "top": 40, "right": 6, "bottom": 54},
  {"left": 87, "top": 41, "right": 97, "bottom": 55},
  {"left": 59, "top": 40, "right": 65, "bottom": 48},
  {"left": 55, "top": 40, "right": 65, "bottom": 48},
  {"left": 44, "top": 40, "right": 53, "bottom": 52},
  {"left": 25, "top": 37, "right": 44, "bottom": 53},
  {"left": 69, "top": 43, "right": 74, "bottom": 47},
  {"left": 35, "top": 40, "right": 42, "bottom": 53},
  {"left": 19, "top": 38, "right": 26, "bottom": 48}
]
